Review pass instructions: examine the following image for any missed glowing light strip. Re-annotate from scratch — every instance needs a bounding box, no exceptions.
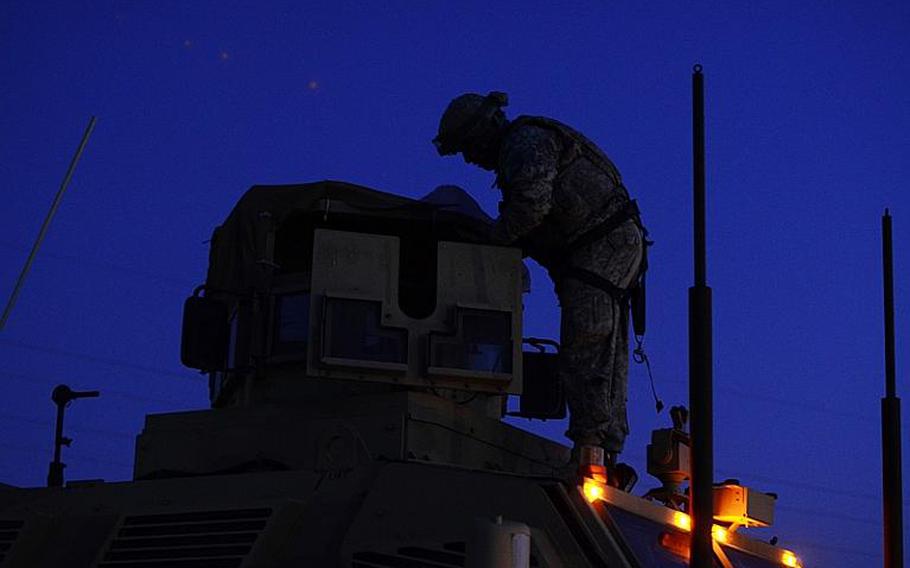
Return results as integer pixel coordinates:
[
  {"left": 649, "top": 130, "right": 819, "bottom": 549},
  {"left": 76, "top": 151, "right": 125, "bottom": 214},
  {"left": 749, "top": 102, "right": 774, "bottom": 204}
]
[{"left": 580, "top": 480, "right": 803, "bottom": 567}]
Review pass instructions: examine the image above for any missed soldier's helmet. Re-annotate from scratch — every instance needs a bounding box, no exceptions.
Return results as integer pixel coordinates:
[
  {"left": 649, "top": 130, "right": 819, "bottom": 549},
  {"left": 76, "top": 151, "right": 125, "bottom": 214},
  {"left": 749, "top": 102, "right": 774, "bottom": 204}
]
[{"left": 433, "top": 91, "right": 508, "bottom": 156}]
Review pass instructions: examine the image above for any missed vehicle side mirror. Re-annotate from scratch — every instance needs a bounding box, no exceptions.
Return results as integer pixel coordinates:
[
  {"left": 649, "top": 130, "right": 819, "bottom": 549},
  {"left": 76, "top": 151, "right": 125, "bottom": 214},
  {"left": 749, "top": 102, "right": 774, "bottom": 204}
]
[{"left": 180, "top": 293, "right": 230, "bottom": 371}]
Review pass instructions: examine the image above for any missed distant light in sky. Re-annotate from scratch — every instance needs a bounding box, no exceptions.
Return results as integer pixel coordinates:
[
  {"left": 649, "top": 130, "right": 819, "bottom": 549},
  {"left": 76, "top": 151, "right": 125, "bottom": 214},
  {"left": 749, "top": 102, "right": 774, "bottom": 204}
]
[
  {"left": 183, "top": 39, "right": 192, "bottom": 49},
  {"left": 308, "top": 80, "right": 319, "bottom": 91},
  {"left": 219, "top": 50, "right": 230, "bottom": 61}
]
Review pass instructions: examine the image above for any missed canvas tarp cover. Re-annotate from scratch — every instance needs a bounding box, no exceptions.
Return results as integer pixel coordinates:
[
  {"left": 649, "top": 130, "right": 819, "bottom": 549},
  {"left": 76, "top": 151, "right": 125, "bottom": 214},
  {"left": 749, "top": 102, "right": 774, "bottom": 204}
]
[{"left": 205, "top": 181, "right": 494, "bottom": 295}]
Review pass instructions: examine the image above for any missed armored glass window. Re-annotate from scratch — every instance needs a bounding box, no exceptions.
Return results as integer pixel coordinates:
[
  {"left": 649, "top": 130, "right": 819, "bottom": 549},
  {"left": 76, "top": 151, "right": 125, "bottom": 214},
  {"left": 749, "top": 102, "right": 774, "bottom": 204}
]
[
  {"left": 273, "top": 293, "right": 310, "bottom": 357},
  {"left": 603, "top": 506, "right": 722, "bottom": 567},
  {"left": 322, "top": 298, "right": 407, "bottom": 367},
  {"left": 429, "top": 309, "right": 513, "bottom": 375},
  {"left": 722, "top": 547, "right": 785, "bottom": 568}
]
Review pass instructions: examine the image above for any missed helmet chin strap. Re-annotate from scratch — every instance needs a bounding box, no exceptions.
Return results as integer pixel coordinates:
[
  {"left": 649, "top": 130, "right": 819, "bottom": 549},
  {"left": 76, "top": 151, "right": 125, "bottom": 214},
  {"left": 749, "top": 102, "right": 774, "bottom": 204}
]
[
  {"left": 463, "top": 132, "right": 501, "bottom": 171},
  {"left": 477, "top": 117, "right": 508, "bottom": 166}
]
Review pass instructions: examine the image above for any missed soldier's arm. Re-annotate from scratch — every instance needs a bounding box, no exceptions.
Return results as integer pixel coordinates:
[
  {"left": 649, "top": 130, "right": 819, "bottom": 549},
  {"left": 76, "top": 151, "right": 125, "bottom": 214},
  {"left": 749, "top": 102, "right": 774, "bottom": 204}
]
[{"left": 490, "top": 126, "right": 561, "bottom": 244}]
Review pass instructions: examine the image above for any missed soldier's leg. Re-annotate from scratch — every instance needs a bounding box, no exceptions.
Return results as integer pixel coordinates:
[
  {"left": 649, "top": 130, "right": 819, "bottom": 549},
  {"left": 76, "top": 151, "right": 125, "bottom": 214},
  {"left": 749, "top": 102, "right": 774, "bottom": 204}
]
[
  {"left": 561, "top": 222, "right": 642, "bottom": 461},
  {"left": 602, "top": 302, "right": 630, "bottom": 454},
  {"left": 560, "top": 279, "right": 622, "bottom": 460},
  {"left": 593, "top": 221, "right": 641, "bottom": 455}
]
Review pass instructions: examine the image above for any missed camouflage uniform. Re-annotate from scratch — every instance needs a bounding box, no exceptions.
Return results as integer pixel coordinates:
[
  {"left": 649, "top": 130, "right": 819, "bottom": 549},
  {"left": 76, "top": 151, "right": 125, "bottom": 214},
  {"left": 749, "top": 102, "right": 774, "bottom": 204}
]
[
  {"left": 490, "top": 118, "right": 643, "bottom": 455},
  {"left": 433, "top": 93, "right": 644, "bottom": 456}
]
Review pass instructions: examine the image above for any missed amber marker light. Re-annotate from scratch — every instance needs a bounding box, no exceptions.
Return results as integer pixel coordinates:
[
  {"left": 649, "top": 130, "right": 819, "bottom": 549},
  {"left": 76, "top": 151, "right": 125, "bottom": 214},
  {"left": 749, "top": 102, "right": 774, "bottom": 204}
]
[
  {"left": 582, "top": 479, "right": 605, "bottom": 503},
  {"left": 781, "top": 550, "right": 801, "bottom": 567},
  {"left": 671, "top": 511, "right": 692, "bottom": 531},
  {"left": 659, "top": 531, "right": 691, "bottom": 559},
  {"left": 711, "top": 526, "right": 727, "bottom": 543}
]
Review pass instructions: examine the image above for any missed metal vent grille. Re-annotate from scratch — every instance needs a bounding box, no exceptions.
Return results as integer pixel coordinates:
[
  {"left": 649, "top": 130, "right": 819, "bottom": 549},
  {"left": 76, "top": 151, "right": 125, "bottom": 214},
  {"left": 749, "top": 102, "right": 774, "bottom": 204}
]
[
  {"left": 352, "top": 541, "right": 466, "bottom": 568},
  {"left": 97, "top": 507, "right": 272, "bottom": 568},
  {"left": 0, "top": 520, "right": 24, "bottom": 565}
]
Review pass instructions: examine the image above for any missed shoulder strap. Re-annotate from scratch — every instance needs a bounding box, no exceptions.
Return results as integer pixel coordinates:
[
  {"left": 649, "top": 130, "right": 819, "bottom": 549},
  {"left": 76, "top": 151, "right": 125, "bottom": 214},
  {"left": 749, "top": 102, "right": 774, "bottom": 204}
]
[{"left": 509, "top": 116, "right": 623, "bottom": 186}]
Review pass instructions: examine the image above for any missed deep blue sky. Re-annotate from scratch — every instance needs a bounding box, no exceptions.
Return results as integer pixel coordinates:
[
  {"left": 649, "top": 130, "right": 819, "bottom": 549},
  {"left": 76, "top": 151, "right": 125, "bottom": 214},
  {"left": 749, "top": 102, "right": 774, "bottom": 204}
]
[{"left": 1, "top": 2, "right": 908, "bottom": 566}]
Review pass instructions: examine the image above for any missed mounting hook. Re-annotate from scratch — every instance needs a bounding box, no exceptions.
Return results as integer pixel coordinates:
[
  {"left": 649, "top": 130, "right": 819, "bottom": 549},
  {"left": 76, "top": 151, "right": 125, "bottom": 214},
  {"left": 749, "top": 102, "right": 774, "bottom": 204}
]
[{"left": 47, "top": 384, "right": 99, "bottom": 487}]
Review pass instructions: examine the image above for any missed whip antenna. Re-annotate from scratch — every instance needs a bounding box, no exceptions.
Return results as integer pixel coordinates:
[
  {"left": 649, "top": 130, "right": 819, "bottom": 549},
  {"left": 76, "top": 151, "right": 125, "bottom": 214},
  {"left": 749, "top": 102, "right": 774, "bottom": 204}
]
[
  {"left": 881, "top": 208, "right": 903, "bottom": 568},
  {"left": 0, "top": 116, "right": 96, "bottom": 330}
]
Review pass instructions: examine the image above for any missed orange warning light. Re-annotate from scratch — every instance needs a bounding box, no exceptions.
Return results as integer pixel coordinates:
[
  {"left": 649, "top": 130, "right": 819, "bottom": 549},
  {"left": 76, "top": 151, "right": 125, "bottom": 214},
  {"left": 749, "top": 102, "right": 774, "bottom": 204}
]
[
  {"left": 672, "top": 511, "right": 692, "bottom": 532},
  {"left": 583, "top": 479, "right": 605, "bottom": 503},
  {"left": 711, "top": 526, "right": 728, "bottom": 543},
  {"left": 659, "top": 531, "right": 690, "bottom": 559},
  {"left": 781, "top": 550, "right": 800, "bottom": 567}
]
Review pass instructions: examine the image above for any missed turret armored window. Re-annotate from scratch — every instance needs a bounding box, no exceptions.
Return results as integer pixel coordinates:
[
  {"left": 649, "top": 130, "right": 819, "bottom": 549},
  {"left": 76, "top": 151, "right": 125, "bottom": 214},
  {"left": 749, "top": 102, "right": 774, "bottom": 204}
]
[
  {"left": 272, "top": 292, "right": 311, "bottom": 358},
  {"left": 722, "top": 548, "right": 787, "bottom": 568},
  {"left": 604, "top": 506, "right": 722, "bottom": 567},
  {"left": 429, "top": 308, "right": 513, "bottom": 377},
  {"left": 321, "top": 297, "right": 408, "bottom": 370}
]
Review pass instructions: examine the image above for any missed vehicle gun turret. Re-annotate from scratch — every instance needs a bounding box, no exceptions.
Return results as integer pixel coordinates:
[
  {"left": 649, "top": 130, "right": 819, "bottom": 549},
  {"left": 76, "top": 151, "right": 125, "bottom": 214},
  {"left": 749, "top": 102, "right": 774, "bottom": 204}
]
[{"left": 0, "top": 182, "right": 805, "bottom": 567}]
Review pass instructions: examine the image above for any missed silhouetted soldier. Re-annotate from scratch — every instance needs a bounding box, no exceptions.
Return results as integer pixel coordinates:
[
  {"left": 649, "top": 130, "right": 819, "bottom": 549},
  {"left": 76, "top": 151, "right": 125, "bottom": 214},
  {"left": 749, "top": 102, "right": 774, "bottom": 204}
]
[{"left": 434, "top": 92, "right": 647, "bottom": 479}]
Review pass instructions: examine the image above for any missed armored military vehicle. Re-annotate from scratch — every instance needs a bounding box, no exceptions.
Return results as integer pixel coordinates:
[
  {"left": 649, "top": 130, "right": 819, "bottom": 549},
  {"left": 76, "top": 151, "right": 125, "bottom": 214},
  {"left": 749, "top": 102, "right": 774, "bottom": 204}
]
[{"left": 0, "top": 181, "right": 804, "bottom": 567}]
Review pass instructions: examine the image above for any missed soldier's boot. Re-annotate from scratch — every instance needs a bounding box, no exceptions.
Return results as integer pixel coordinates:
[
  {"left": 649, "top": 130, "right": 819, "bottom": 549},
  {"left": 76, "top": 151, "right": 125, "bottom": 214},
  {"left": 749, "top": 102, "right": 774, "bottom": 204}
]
[
  {"left": 607, "top": 461, "right": 639, "bottom": 492},
  {"left": 558, "top": 446, "right": 636, "bottom": 493},
  {"left": 556, "top": 443, "right": 600, "bottom": 485},
  {"left": 595, "top": 449, "right": 638, "bottom": 492},
  {"left": 559, "top": 446, "right": 605, "bottom": 483},
  {"left": 577, "top": 445, "right": 607, "bottom": 483}
]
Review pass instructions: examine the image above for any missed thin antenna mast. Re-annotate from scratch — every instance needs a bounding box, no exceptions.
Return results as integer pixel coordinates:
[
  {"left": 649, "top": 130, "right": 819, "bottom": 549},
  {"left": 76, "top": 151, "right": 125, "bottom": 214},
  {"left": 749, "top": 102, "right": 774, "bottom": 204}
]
[
  {"left": 689, "top": 64, "right": 714, "bottom": 568},
  {"left": 0, "top": 116, "right": 97, "bottom": 330},
  {"left": 881, "top": 209, "right": 904, "bottom": 568}
]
